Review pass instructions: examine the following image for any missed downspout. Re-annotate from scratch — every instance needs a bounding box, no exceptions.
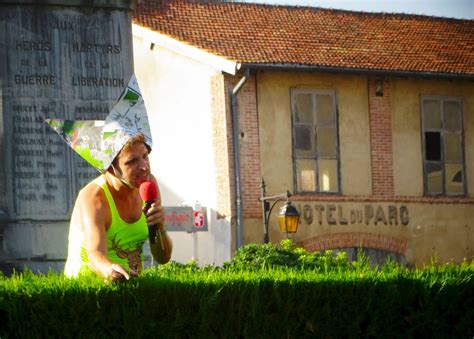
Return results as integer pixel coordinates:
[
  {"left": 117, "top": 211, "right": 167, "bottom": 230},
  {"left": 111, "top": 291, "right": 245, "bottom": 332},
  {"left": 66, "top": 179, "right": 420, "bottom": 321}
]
[{"left": 230, "top": 68, "right": 250, "bottom": 250}]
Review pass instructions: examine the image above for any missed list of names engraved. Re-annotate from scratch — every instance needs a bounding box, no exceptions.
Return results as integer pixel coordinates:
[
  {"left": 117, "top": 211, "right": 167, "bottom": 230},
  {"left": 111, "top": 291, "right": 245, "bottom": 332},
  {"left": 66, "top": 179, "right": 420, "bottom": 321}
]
[{"left": 1, "top": 6, "right": 132, "bottom": 219}]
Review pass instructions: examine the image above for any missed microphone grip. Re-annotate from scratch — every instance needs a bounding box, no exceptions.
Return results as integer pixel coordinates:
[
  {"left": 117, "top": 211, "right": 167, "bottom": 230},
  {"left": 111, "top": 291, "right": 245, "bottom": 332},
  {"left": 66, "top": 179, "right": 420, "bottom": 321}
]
[
  {"left": 144, "top": 201, "right": 156, "bottom": 244},
  {"left": 144, "top": 201, "right": 164, "bottom": 249},
  {"left": 149, "top": 225, "right": 158, "bottom": 245}
]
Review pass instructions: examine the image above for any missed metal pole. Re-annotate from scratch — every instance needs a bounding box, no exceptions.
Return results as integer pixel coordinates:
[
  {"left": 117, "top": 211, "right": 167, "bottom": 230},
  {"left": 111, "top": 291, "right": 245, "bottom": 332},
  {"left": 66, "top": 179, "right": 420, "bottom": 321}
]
[
  {"left": 231, "top": 68, "right": 249, "bottom": 250},
  {"left": 260, "top": 177, "right": 269, "bottom": 243}
]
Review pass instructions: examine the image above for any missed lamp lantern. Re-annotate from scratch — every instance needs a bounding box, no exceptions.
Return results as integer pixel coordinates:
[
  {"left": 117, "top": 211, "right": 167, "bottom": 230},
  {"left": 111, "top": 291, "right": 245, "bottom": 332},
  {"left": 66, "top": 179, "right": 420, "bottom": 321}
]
[
  {"left": 278, "top": 201, "right": 300, "bottom": 235},
  {"left": 260, "top": 177, "right": 300, "bottom": 243}
]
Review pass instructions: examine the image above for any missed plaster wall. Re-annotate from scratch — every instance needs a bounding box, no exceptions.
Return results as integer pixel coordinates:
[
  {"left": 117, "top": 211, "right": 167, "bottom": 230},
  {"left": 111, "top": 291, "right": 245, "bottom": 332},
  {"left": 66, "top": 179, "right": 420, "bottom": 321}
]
[
  {"left": 391, "top": 77, "right": 474, "bottom": 196},
  {"left": 254, "top": 193, "right": 473, "bottom": 265},
  {"left": 133, "top": 35, "right": 232, "bottom": 266},
  {"left": 256, "top": 71, "right": 372, "bottom": 197},
  {"left": 252, "top": 71, "right": 473, "bottom": 265},
  {"left": 292, "top": 201, "right": 472, "bottom": 265},
  {"left": 248, "top": 198, "right": 473, "bottom": 265}
]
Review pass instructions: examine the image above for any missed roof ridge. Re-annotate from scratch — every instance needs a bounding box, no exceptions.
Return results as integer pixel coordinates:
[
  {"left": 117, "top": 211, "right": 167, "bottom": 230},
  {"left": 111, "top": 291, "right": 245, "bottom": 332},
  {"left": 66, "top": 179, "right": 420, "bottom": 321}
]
[
  {"left": 133, "top": 0, "right": 474, "bottom": 77},
  {"left": 136, "top": 0, "right": 472, "bottom": 22}
]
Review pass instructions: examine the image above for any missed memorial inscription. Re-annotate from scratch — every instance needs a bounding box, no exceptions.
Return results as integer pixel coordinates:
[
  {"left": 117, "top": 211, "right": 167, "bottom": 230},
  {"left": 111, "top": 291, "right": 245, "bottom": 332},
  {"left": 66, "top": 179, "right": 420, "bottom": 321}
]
[{"left": 1, "top": 4, "right": 133, "bottom": 220}]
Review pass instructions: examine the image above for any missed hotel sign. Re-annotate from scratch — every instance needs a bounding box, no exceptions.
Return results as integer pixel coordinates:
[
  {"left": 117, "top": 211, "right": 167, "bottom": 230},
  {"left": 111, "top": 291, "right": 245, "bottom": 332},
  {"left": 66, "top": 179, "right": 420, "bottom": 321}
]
[{"left": 295, "top": 203, "right": 409, "bottom": 226}]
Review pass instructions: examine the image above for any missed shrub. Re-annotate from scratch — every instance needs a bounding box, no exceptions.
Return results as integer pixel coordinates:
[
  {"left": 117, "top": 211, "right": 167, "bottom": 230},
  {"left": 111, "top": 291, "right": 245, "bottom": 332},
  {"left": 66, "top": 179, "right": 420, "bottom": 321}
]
[
  {"left": 226, "top": 240, "right": 359, "bottom": 272},
  {"left": 0, "top": 243, "right": 472, "bottom": 337}
]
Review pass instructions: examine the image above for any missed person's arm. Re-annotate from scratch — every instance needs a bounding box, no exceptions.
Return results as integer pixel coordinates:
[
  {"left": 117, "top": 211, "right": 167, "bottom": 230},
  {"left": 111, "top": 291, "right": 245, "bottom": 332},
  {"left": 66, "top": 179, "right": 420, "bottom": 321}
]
[
  {"left": 73, "top": 185, "right": 130, "bottom": 281},
  {"left": 145, "top": 176, "right": 173, "bottom": 264}
]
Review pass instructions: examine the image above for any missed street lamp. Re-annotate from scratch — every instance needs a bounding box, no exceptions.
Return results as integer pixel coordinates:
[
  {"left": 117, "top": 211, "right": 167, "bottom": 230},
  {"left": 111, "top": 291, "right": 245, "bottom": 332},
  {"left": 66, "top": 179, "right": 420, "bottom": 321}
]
[{"left": 260, "top": 178, "right": 300, "bottom": 244}]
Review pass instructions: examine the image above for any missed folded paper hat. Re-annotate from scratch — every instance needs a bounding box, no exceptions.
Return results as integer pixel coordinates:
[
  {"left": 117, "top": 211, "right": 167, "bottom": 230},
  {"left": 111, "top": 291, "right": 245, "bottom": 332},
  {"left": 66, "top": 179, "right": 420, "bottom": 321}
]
[{"left": 45, "top": 74, "right": 152, "bottom": 172}]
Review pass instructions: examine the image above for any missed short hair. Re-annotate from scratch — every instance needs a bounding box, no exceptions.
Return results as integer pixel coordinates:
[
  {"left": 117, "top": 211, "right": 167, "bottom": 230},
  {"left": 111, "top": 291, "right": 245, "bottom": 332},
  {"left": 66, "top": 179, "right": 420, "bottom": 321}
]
[
  {"left": 121, "top": 133, "right": 148, "bottom": 153},
  {"left": 111, "top": 133, "right": 151, "bottom": 168}
]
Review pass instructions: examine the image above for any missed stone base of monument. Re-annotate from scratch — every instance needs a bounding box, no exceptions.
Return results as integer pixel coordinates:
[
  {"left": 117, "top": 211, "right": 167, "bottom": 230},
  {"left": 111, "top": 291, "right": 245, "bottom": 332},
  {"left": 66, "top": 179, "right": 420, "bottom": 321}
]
[
  {"left": 0, "top": 222, "right": 68, "bottom": 275},
  {"left": 0, "top": 257, "right": 156, "bottom": 277},
  {"left": 0, "top": 259, "right": 65, "bottom": 276},
  {"left": 0, "top": 225, "right": 156, "bottom": 276}
]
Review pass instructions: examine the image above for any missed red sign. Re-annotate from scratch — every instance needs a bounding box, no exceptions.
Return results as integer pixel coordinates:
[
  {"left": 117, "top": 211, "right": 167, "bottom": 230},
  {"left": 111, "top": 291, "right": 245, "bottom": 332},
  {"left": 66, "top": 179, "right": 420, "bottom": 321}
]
[{"left": 193, "top": 210, "right": 204, "bottom": 228}]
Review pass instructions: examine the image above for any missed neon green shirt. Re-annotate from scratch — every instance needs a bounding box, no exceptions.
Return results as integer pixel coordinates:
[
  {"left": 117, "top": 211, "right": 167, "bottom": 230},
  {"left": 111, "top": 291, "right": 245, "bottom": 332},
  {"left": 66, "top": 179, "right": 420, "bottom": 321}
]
[{"left": 64, "top": 176, "right": 148, "bottom": 277}]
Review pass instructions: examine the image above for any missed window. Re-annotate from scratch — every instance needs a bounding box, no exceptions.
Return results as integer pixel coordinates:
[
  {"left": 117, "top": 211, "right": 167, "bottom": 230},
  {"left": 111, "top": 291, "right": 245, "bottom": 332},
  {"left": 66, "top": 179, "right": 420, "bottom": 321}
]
[
  {"left": 291, "top": 89, "right": 340, "bottom": 193},
  {"left": 421, "top": 96, "right": 465, "bottom": 196}
]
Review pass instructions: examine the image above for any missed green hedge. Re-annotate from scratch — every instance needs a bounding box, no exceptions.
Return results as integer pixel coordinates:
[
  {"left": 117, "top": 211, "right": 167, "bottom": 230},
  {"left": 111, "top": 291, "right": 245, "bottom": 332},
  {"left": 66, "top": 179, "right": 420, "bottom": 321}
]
[{"left": 0, "top": 243, "right": 473, "bottom": 338}]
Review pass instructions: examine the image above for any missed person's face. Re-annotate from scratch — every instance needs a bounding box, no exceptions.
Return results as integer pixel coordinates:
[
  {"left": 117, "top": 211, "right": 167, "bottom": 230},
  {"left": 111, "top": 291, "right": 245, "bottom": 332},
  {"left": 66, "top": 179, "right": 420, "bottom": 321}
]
[{"left": 115, "top": 142, "right": 151, "bottom": 188}]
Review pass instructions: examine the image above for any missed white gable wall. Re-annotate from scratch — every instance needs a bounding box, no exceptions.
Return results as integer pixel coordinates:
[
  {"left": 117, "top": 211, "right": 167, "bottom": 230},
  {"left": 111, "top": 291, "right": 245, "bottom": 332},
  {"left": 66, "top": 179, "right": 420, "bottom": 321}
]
[{"left": 132, "top": 31, "right": 232, "bottom": 266}]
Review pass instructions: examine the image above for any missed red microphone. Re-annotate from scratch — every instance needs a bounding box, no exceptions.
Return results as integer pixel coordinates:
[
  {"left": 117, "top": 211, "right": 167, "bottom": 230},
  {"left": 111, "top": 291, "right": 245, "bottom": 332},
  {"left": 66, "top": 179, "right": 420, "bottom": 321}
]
[{"left": 139, "top": 181, "right": 164, "bottom": 249}]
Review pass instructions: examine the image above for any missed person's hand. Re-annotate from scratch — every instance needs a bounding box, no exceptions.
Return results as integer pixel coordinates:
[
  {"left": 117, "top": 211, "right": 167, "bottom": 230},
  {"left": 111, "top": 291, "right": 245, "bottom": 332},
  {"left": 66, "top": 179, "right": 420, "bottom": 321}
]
[
  {"left": 108, "top": 263, "right": 130, "bottom": 282},
  {"left": 144, "top": 202, "right": 165, "bottom": 229}
]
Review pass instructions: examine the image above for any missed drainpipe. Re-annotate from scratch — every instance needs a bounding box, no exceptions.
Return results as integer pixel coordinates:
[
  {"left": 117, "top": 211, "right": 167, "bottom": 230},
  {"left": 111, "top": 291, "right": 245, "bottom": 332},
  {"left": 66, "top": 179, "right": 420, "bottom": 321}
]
[{"left": 230, "top": 68, "right": 250, "bottom": 250}]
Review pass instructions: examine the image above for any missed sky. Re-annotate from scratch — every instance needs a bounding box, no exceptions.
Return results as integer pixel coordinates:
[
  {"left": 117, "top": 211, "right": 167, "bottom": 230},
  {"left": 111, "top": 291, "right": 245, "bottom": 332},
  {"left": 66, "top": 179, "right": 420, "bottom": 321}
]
[{"left": 238, "top": 0, "right": 474, "bottom": 20}]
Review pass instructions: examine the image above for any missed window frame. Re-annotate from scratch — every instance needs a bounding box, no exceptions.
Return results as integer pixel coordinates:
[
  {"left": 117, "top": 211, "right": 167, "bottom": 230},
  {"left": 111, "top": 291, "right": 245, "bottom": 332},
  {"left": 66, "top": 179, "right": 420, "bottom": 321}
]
[
  {"left": 420, "top": 95, "right": 466, "bottom": 196},
  {"left": 290, "top": 88, "right": 341, "bottom": 194}
]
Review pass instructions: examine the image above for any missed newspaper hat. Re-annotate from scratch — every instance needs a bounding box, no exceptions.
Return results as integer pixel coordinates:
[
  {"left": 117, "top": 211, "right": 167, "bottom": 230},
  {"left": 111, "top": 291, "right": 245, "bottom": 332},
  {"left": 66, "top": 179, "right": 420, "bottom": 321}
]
[{"left": 45, "top": 74, "right": 152, "bottom": 172}]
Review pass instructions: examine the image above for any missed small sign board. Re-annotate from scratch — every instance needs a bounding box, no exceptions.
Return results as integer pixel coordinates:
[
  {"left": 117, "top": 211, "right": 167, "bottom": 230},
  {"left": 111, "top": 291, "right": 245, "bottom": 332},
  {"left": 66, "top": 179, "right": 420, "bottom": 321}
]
[{"left": 164, "top": 206, "right": 208, "bottom": 232}]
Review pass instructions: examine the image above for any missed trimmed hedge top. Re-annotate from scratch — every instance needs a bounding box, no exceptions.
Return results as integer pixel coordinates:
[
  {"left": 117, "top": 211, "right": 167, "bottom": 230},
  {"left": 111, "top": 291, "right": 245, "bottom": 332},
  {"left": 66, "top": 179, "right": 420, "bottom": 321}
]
[{"left": 1, "top": 241, "right": 473, "bottom": 338}]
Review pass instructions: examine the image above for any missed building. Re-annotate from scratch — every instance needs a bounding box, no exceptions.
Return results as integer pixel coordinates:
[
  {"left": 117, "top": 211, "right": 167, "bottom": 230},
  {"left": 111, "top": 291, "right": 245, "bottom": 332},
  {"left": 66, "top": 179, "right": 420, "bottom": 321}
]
[{"left": 132, "top": 0, "right": 474, "bottom": 266}]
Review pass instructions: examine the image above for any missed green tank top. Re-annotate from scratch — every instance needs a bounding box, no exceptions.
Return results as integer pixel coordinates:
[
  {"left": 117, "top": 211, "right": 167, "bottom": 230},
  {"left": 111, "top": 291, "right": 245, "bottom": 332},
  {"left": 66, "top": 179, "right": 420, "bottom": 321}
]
[{"left": 65, "top": 176, "right": 148, "bottom": 277}]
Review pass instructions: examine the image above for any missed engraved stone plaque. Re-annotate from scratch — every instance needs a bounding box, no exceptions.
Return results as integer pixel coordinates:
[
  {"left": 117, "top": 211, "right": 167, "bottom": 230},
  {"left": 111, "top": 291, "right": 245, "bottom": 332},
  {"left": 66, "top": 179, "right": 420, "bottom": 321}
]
[{"left": 0, "top": 2, "right": 133, "bottom": 221}]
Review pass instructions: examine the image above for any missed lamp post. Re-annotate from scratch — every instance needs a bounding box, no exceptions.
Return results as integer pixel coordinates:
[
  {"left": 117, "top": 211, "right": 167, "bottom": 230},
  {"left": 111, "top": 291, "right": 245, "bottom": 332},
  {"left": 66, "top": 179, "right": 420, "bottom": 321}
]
[{"left": 260, "top": 178, "right": 300, "bottom": 244}]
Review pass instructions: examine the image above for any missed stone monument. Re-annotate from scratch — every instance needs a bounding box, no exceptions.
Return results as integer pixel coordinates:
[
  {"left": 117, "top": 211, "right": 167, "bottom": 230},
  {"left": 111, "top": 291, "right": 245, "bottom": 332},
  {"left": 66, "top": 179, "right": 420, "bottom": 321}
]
[{"left": 0, "top": 0, "right": 135, "bottom": 273}]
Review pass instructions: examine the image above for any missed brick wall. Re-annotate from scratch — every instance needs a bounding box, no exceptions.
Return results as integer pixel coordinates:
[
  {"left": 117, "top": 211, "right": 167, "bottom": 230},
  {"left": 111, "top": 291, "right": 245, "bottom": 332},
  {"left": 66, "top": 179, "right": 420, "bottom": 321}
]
[
  {"left": 233, "top": 73, "right": 262, "bottom": 218},
  {"left": 210, "top": 73, "right": 234, "bottom": 219},
  {"left": 368, "top": 77, "right": 395, "bottom": 196},
  {"left": 300, "top": 232, "right": 407, "bottom": 255},
  {"left": 211, "top": 71, "right": 262, "bottom": 219}
]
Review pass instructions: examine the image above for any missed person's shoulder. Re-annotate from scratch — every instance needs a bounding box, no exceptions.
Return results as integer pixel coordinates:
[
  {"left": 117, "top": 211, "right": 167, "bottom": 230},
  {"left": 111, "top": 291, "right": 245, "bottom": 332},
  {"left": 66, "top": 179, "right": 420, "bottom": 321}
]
[
  {"left": 71, "top": 176, "right": 110, "bottom": 225},
  {"left": 77, "top": 177, "right": 107, "bottom": 204}
]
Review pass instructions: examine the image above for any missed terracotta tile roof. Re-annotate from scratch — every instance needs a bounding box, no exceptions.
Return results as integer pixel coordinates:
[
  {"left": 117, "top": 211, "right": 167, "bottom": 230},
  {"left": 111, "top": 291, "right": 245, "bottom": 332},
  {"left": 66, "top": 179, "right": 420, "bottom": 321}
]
[{"left": 133, "top": 0, "right": 474, "bottom": 76}]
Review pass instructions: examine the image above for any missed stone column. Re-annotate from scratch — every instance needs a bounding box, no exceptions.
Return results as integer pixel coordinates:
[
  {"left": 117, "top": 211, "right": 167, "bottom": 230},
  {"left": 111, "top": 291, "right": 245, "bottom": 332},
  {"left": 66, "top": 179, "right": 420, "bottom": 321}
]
[{"left": 0, "top": 0, "right": 134, "bottom": 273}]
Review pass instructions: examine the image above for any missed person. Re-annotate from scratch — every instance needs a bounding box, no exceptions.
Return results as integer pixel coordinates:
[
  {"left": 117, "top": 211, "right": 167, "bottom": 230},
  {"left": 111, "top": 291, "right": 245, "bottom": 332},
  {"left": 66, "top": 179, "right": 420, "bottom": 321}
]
[
  {"left": 46, "top": 74, "right": 172, "bottom": 281},
  {"left": 64, "top": 133, "right": 172, "bottom": 281}
]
